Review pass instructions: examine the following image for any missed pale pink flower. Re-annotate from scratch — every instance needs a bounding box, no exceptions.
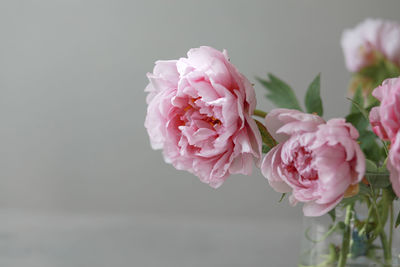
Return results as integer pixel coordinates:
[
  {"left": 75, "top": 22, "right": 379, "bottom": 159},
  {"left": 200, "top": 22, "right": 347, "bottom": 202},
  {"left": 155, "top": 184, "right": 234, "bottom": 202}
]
[
  {"left": 341, "top": 18, "right": 400, "bottom": 72},
  {"left": 144, "top": 46, "right": 262, "bottom": 188},
  {"left": 388, "top": 133, "right": 400, "bottom": 197},
  {"left": 261, "top": 109, "right": 365, "bottom": 216},
  {"left": 369, "top": 77, "right": 400, "bottom": 142},
  {"left": 370, "top": 77, "right": 400, "bottom": 197}
]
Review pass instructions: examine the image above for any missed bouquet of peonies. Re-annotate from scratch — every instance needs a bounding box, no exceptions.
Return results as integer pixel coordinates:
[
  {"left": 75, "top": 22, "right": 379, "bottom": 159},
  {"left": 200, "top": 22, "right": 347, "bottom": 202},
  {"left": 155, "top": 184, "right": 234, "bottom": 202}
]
[{"left": 144, "top": 18, "right": 400, "bottom": 266}]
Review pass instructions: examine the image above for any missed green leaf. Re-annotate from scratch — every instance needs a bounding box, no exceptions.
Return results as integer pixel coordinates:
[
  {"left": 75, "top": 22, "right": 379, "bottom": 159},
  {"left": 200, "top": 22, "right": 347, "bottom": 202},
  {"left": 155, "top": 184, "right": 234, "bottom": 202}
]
[
  {"left": 304, "top": 74, "right": 323, "bottom": 116},
  {"left": 359, "top": 131, "right": 383, "bottom": 163},
  {"left": 366, "top": 94, "right": 380, "bottom": 111},
  {"left": 346, "top": 112, "right": 369, "bottom": 133},
  {"left": 365, "top": 172, "right": 391, "bottom": 188},
  {"left": 346, "top": 98, "right": 369, "bottom": 119},
  {"left": 346, "top": 103, "right": 383, "bottom": 162},
  {"left": 395, "top": 210, "right": 400, "bottom": 228},
  {"left": 257, "top": 74, "right": 302, "bottom": 110},
  {"left": 365, "top": 160, "right": 391, "bottom": 188},
  {"left": 339, "top": 184, "right": 371, "bottom": 207},
  {"left": 278, "top": 193, "right": 286, "bottom": 203},
  {"left": 359, "top": 58, "right": 400, "bottom": 88},
  {"left": 359, "top": 131, "right": 378, "bottom": 149},
  {"left": 262, "top": 144, "right": 271, "bottom": 154},
  {"left": 255, "top": 119, "right": 277, "bottom": 149},
  {"left": 337, "top": 221, "right": 346, "bottom": 231},
  {"left": 328, "top": 209, "right": 336, "bottom": 222},
  {"left": 365, "top": 159, "right": 377, "bottom": 172},
  {"left": 358, "top": 183, "right": 372, "bottom": 196},
  {"left": 351, "top": 86, "right": 364, "bottom": 114},
  {"left": 378, "top": 158, "right": 388, "bottom": 172}
]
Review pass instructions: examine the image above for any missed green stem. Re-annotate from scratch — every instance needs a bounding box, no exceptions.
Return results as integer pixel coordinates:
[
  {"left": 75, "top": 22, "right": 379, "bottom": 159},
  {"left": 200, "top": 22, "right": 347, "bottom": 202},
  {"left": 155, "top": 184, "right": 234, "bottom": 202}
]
[
  {"left": 337, "top": 204, "right": 354, "bottom": 267},
  {"left": 389, "top": 203, "right": 394, "bottom": 255},
  {"left": 253, "top": 109, "right": 267, "bottom": 118},
  {"left": 358, "top": 201, "right": 373, "bottom": 236},
  {"left": 382, "top": 140, "right": 389, "bottom": 157},
  {"left": 380, "top": 230, "right": 392, "bottom": 266},
  {"left": 380, "top": 202, "right": 394, "bottom": 266},
  {"left": 368, "top": 185, "right": 382, "bottom": 241},
  {"left": 379, "top": 189, "right": 393, "bottom": 266}
]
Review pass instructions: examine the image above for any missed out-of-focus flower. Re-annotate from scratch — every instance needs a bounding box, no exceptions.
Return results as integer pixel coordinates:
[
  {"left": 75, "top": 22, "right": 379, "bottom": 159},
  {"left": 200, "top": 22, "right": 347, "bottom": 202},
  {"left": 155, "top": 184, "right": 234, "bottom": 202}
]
[
  {"left": 347, "top": 75, "right": 374, "bottom": 97},
  {"left": 144, "top": 46, "right": 262, "bottom": 188},
  {"left": 261, "top": 109, "right": 365, "bottom": 216},
  {"left": 370, "top": 77, "right": 400, "bottom": 197},
  {"left": 341, "top": 18, "right": 400, "bottom": 72},
  {"left": 369, "top": 77, "right": 400, "bottom": 142}
]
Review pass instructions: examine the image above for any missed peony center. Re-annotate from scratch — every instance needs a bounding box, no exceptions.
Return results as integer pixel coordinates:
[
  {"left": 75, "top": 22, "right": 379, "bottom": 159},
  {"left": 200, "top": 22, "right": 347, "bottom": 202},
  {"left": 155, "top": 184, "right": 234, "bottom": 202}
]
[{"left": 284, "top": 147, "right": 318, "bottom": 183}]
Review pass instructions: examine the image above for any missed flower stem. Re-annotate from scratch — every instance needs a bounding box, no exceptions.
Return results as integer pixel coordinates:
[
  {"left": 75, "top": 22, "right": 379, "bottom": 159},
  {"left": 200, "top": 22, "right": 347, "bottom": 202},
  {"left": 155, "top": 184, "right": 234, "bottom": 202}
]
[
  {"left": 379, "top": 189, "right": 393, "bottom": 266},
  {"left": 337, "top": 204, "right": 354, "bottom": 267},
  {"left": 380, "top": 202, "right": 393, "bottom": 266},
  {"left": 253, "top": 109, "right": 267, "bottom": 118},
  {"left": 389, "top": 203, "right": 394, "bottom": 255},
  {"left": 380, "top": 230, "right": 392, "bottom": 266}
]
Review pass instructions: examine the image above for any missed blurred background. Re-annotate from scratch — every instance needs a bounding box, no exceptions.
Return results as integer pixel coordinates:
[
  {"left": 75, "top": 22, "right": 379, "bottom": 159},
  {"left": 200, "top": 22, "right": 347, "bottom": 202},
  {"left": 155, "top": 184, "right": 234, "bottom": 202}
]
[{"left": 0, "top": 0, "right": 399, "bottom": 266}]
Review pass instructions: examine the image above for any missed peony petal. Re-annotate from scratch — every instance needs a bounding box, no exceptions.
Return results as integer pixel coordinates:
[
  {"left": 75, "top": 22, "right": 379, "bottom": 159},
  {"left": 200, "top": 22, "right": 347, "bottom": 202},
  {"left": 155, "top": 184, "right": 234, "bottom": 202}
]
[
  {"left": 261, "top": 144, "right": 291, "bottom": 193},
  {"left": 388, "top": 133, "right": 400, "bottom": 197},
  {"left": 303, "top": 195, "right": 343, "bottom": 217},
  {"left": 265, "top": 109, "right": 324, "bottom": 142}
]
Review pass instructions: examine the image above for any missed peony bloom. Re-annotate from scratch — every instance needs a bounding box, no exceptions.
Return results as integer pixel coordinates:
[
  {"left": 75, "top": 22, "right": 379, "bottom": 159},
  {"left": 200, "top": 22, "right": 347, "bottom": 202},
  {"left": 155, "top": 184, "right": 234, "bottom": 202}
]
[
  {"left": 144, "top": 46, "right": 262, "bottom": 188},
  {"left": 369, "top": 77, "right": 400, "bottom": 142},
  {"left": 370, "top": 77, "right": 400, "bottom": 197},
  {"left": 261, "top": 109, "right": 365, "bottom": 216},
  {"left": 341, "top": 18, "right": 400, "bottom": 72}
]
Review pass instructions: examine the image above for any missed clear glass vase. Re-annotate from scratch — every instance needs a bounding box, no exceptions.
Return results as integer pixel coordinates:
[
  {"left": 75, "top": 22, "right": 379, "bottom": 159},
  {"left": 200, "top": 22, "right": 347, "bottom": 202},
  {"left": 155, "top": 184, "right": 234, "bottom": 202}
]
[{"left": 298, "top": 187, "right": 400, "bottom": 267}]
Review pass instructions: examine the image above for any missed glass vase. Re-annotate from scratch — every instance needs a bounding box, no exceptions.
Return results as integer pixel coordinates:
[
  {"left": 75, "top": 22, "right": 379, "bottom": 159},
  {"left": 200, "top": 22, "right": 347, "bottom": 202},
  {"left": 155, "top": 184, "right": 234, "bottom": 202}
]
[{"left": 298, "top": 180, "right": 400, "bottom": 267}]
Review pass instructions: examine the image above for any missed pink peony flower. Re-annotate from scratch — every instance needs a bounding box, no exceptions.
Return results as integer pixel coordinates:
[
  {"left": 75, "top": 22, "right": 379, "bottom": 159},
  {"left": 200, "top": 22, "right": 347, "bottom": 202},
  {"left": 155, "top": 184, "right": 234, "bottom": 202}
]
[
  {"left": 341, "top": 18, "right": 400, "bottom": 72},
  {"left": 388, "top": 133, "right": 400, "bottom": 197},
  {"left": 370, "top": 77, "right": 400, "bottom": 197},
  {"left": 261, "top": 109, "right": 365, "bottom": 216},
  {"left": 144, "top": 46, "right": 262, "bottom": 188},
  {"left": 369, "top": 77, "right": 400, "bottom": 142}
]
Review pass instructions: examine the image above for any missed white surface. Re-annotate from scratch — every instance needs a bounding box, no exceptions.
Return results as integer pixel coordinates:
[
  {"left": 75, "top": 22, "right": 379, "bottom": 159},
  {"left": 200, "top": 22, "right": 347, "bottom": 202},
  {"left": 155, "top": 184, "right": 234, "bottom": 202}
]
[{"left": 0, "top": 210, "right": 301, "bottom": 267}]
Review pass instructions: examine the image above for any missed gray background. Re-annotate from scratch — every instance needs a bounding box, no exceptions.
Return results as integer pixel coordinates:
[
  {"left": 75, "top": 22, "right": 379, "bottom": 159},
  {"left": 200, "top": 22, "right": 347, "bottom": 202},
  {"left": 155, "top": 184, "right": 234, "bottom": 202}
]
[{"left": 0, "top": 0, "right": 399, "bottom": 266}]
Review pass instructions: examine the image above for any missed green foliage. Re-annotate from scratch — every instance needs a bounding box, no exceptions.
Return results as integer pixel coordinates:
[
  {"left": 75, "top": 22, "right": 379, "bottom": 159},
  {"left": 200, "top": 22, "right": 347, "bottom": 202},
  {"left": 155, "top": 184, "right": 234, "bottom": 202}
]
[
  {"left": 346, "top": 92, "right": 383, "bottom": 163},
  {"left": 366, "top": 173, "right": 391, "bottom": 189},
  {"left": 262, "top": 144, "right": 271, "bottom": 154},
  {"left": 304, "top": 74, "right": 323, "bottom": 116},
  {"left": 365, "top": 159, "right": 378, "bottom": 172},
  {"left": 328, "top": 209, "right": 336, "bottom": 223},
  {"left": 347, "top": 97, "right": 369, "bottom": 120},
  {"left": 278, "top": 193, "right": 286, "bottom": 203},
  {"left": 350, "top": 86, "right": 364, "bottom": 114},
  {"left": 359, "top": 59, "right": 400, "bottom": 88},
  {"left": 257, "top": 73, "right": 325, "bottom": 116},
  {"left": 396, "top": 210, "right": 400, "bottom": 228},
  {"left": 257, "top": 74, "right": 302, "bottom": 110},
  {"left": 346, "top": 112, "right": 368, "bottom": 132},
  {"left": 365, "top": 159, "right": 391, "bottom": 189},
  {"left": 255, "top": 119, "right": 277, "bottom": 151},
  {"left": 366, "top": 94, "right": 380, "bottom": 111},
  {"left": 361, "top": 139, "right": 384, "bottom": 163},
  {"left": 339, "top": 183, "right": 371, "bottom": 207}
]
